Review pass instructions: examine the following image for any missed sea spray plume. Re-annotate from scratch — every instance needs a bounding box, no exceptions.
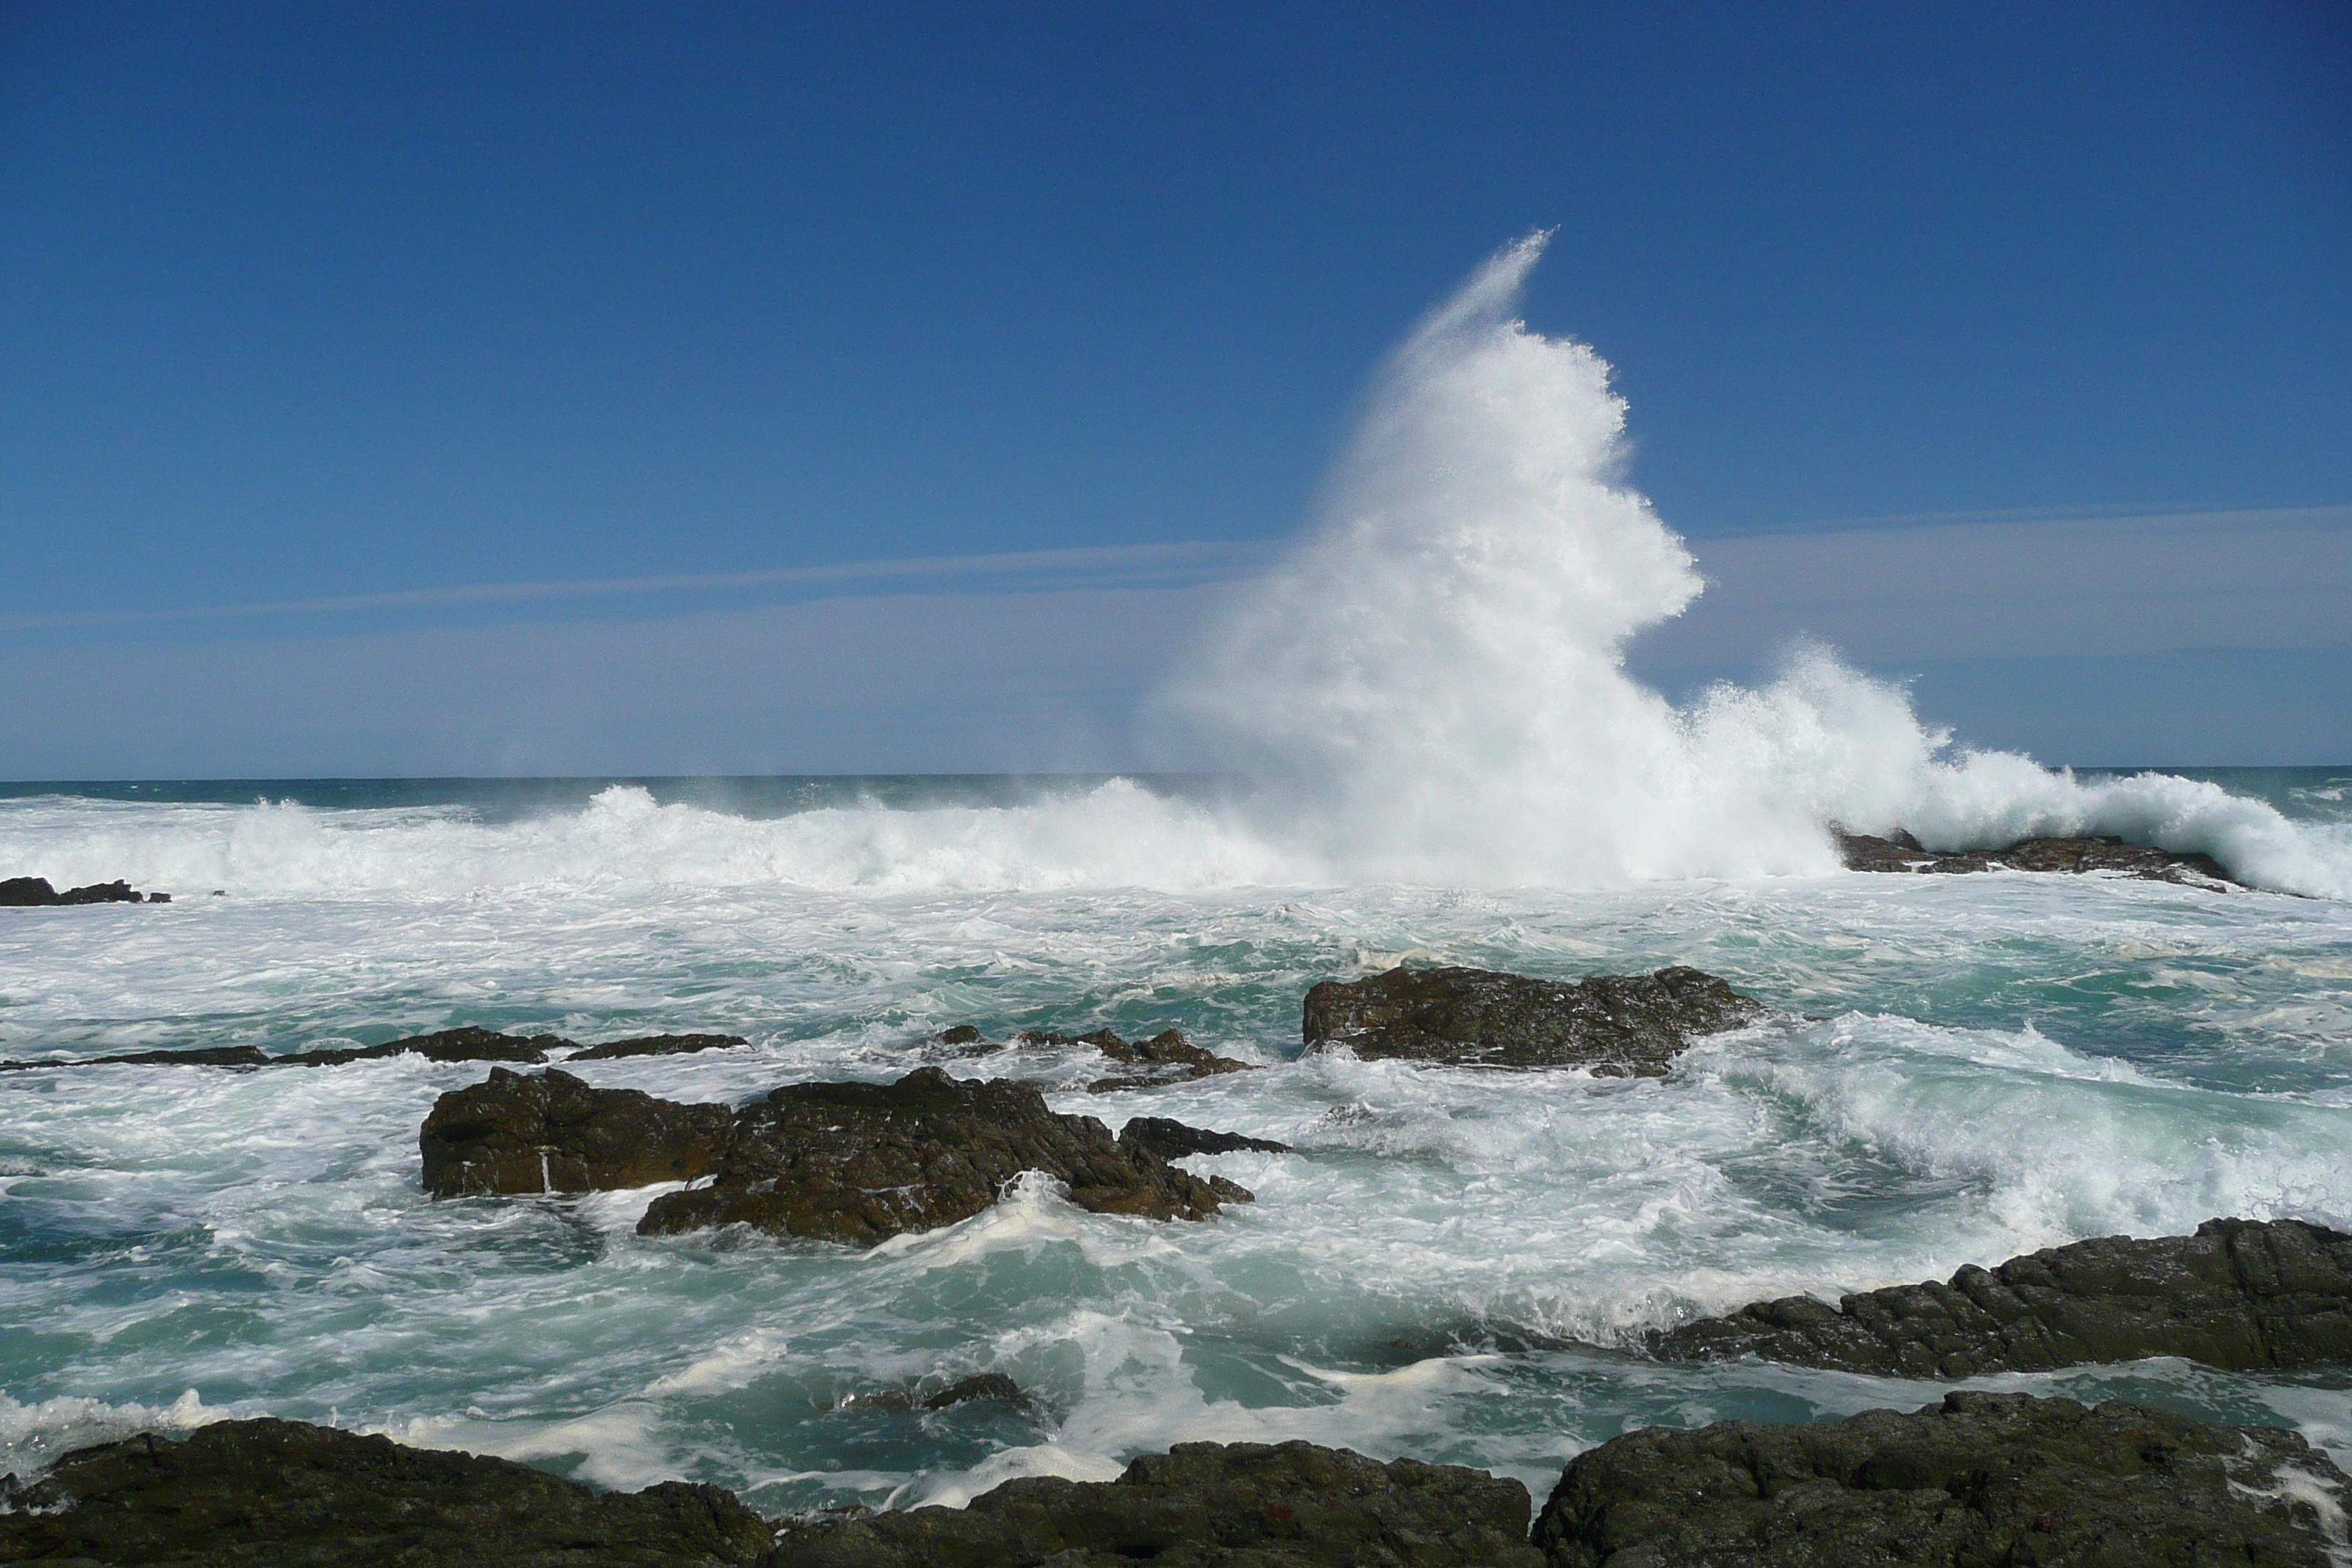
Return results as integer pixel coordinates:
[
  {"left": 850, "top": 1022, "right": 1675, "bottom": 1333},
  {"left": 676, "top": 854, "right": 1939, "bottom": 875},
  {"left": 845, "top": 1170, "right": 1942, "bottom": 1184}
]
[{"left": 1156, "top": 235, "right": 2352, "bottom": 894}]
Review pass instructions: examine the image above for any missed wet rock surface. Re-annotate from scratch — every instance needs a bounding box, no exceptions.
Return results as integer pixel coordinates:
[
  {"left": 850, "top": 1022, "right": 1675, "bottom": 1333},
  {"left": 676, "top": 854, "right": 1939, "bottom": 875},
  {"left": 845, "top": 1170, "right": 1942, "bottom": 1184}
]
[
  {"left": 1000, "top": 1025, "right": 1257, "bottom": 1091},
  {"left": 772, "top": 1439, "right": 1543, "bottom": 1568},
  {"left": 1302, "top": 965, "right": 1765, "bottom": 1074},
  {"left": 0, "top": 1417, "right": 774, "bottom": 1567},
  {"left": 637, "top": 1067, "right": 1246, "bottom": 1246},
  {"left": 1534, "top": 1390, "right": 2351, "bottom": 1568},
  {"left": 1833, "top": 828, "right": 2244, "bottom": 888},
  {"left": 0, "top": 875, "right": 166, "bottom": 905},
  {"left": 1117, "top": 1116, "right": 1292, "bottom": 1162},
  {"left": 568, "top": 1031, "right": 751, "bottom": 1062},
  {"left": 1, "top": 1044, "right": 271, "bottom": 1073},
  {"left": 1651, "top": 1217, "right": 2352, "bottom": 1376},
  {"left": 420, "top": 1066, "right": 737, "bottom": 1196},
  {"left": 276, "top": 1025, "right": 575, "bottom": 1068}
]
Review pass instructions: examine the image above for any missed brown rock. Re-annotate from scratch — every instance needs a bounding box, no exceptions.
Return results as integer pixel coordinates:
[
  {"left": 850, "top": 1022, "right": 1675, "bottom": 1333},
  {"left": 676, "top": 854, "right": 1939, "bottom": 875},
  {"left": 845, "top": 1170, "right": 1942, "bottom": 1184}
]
[
  {"left": 565, "top": 1032, "right": 748, "bottom": 1062},
  {"left": 1303, "top": 965, "right": 1765, "bottom": 1074},
  {"left": 1833, "top": 829, "right": 2244, "bottom": 888},
  {"left": 419, "top": 1067, "right": 736, "bottom": 1196}
]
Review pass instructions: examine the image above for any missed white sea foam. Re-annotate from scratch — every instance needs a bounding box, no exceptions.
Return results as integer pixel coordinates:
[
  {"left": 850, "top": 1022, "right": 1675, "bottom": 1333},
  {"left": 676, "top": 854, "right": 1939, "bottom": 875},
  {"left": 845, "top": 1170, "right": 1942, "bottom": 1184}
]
[{"left": 0, "top": 1390, "right": 222, "bottom": 1482}]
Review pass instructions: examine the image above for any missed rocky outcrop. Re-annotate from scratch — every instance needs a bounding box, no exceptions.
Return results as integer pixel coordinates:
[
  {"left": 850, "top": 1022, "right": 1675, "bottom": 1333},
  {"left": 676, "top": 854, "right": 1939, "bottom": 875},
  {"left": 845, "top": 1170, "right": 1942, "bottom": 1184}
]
[
  {"left": 1005, "top": 1025, "right": 1256, "bottom": 1091},
  {"left": 1302, "top": 965, "right": 1765, "bottom": 1074},
  {"left": 0, "top": 1417, "right": 774, "bottom": 1566},
  {"left": 843, "top": 1372, "right": 1032, "bottom": 1414},
  {"left": 276, "top": 1025, "right": 574, "bottom": 1068},
  {"left": 772, "top": 1439, "right": 1543, "bottom": 1568},
  {"left": 1651, "top": 1217, "right": 2352, "bottom": 1376},
  {"left": 1117, "top": 1117, "right": 1292, "bottom": 1162},
  {"left": 419, "top": 1067, "right": 737, "bottom": 1197},
  {"left": 637, "top": 1067, "right": 1246, "bottom": 1247},
  {"left": 1834, "top": 828, "right": 2244, "bottom": 888},
  {"left": 0, "top": 1044, "right": 270, "bottom": 1072},
  {"left": 568, "top": 1032, "right": 750, "bottom": 1062},
  {"left": 1534, "top": 1390, "right": 2349, "bottom": 1567},
  {"left": 0, "top": 875, "right": 167, "bottom": 905}
]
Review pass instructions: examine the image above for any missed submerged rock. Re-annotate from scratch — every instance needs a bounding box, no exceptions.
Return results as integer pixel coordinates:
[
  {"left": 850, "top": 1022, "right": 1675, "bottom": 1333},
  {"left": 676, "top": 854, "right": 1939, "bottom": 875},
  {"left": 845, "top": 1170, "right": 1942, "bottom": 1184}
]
[
  {"left": 1534, "top": 1390, "right": 2349, "bottom": 1567},
  {"left": 845, "top": 1372, "right": 1033, "bottom": 1414},
  {"left": 0, "top": 1417, "right": 773, "bottom": 1566},
  {"left": 1833, "top": 828, "right": 2244, "bottom": 888},
  {"left": 1302, "top": 965, "right": 1765, "bottom": 1074},
  {"left": 0, "top": 1044, "right": 270, "bottom": 1073},
  {"left": 0, "top": 875, "right": 165, "bottom": 905},
  {"left": 995, "top": 1025, "right": 1258, "bottom": 1090},
  {"left": 276, "top": 1025, "right": 574, "bottom": 1068},
  {"left": 1651, "top": 1217, "right": 2352, "bottom": 1376},
  {"left": 772, "top": 1439, "right": 1543, "bottom": 1568},
  {"left": 566, "top": 1032, "right": 750, "bottom": 1062},
  {"left": 1117, "top": 1116, "right": 1292, "bottom": 1162},
  {"left": 419, "top": 1067, "right": 736, "bottom": 1196},
  {"left": 638, "top": 1067, "right": 1245, "bottom": 1247}
]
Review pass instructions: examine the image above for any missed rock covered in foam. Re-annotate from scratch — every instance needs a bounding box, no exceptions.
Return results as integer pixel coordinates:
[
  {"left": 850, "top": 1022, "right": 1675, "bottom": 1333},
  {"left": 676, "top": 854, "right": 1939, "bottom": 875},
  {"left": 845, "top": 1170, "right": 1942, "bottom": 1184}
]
[
  {"left": 1651, "top": 1217, "right": 2352, "bottom": 1376},
  {"left": 1834, "top": 829, "right": 2245, "bottom": 888},
  {"left": 1534, "top": 1390, "right": 2349, "bottom": 1568},
  {"left": 0, "top": 875, "right": 166, "bottom": 905},
  {"left": 1302, "top": 965, "right": 1765, "bottom": 1074},
  {"left": 637, "top": 1066, "right": 1247, "bottom": 1246},
  {"left": 0, "top": 1417, "right": 774, "bottom": 1565},
  {"left": 772, "top": 1439, "right": 1543, "bottom": 1568},
  {"left": 419, "top": 1066, "right": 736, "bottom": 1196}
]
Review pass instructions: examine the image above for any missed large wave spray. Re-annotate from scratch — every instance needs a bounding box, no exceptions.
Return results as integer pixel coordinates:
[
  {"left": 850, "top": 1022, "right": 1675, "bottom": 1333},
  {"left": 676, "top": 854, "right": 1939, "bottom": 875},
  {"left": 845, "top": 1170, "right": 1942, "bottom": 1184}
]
[{"left": 1160, "top": 235, "right": 2351, "bottom": 896}]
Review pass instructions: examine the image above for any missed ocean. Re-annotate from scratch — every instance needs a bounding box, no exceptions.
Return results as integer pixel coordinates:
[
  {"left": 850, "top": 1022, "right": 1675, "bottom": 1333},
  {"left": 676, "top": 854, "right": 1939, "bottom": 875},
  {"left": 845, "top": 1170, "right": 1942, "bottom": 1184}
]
[
  {"left": 5, "top": 233, "right": 2348, "bottom": 1515},
  {"left": 2, "top": 768, "right": 2350, "bottom": 1510}
]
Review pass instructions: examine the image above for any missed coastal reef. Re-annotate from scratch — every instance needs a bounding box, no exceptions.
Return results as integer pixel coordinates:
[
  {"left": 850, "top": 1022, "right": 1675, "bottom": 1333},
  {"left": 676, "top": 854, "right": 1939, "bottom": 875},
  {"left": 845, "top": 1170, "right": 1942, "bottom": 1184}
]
[
  {"left": 420, "top": 1066, "right": 1254, "bottom": 1246},
  {"left": 932, "top": 1023, "right": 1256, "bottom": 1091},
  {"left": 1652, "top": 1217, "right": 2352, "bottom": 1376},
  {"left": 1834, "top": 829, "right": 2243, "bottom": 888},
  {"left": 1302, "top": 964, "right": 1765, "bottom": 1072},
  {"left": 7, "top": 1396, "right": 2345, "bottom": 1566},
  {"left": 0, "top": 1025, "right": 745, "bottom": 1073},
  {"left": 1535, "top": 1390, "right": 2349, "bottom": 1567}
]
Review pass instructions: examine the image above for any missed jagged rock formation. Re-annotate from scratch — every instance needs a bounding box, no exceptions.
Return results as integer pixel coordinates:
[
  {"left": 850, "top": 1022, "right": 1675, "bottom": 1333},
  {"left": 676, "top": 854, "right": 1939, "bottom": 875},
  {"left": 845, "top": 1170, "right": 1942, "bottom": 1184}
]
[
  {"left": 0, "top": 875, "right": 167, "bottom": 905},
  {"left": 636, "top": 1067, "right": 1247, "bottom": 1246},
  {"left": 1833, "top": 828, "right": 2244, "bottom": 888},
  {"left": 1302, "top": 965, "right": 1765, "bottom": 1074},
  {"left": 567, "top": 1032, "right": 750, "bottom": 1062},
  {"left": 1000, "top": 1025, "right": 1256, "bottom": 1091},
  {"left": 419, "top": 1067, "right": 736, "bottom": 1196},
  {"left": 1117, "top": 1116, "right": 1292, "bottom": 1162},
  {"left": 772, "top": 1440, "right": 1544, "bottom": 1568},
  {"left": 274, "top": 1025, "right": 573, "bottom": 1068},
  {"left": 1651, "top": 1217, "right": 2352, "bottom": 1376},
  {"left": 0, "top": 1417, "right": 774, "bottom": 1566},
  {"left": 1534, "top": 1390, "right": 2350, "bottom": 1567}
]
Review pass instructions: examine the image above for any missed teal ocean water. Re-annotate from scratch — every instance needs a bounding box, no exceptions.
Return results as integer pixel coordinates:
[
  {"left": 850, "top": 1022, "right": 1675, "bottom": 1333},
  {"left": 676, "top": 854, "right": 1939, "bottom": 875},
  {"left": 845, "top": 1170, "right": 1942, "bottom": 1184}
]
[{"left": 2, "top": 769, "right": 2349, "bottom": 1509}]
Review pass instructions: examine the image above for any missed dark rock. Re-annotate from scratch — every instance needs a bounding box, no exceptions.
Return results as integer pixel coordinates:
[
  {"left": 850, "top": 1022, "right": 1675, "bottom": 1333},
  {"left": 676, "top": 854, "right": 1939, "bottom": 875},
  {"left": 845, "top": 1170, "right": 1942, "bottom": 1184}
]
[
  {"left": 0, "top": 1416, "right": 773, "bottom": 1566},
  {"left": 567, "top": 1032, "right": 750, "bottom": 1062},
  {"left": 935, "top": 1024, "right": 984, "bottom": 1045},
  {"left": 1652, "top": 1217, "right": 2352, "bottom": 1376},
  {"left": 1303, "top": 965, "right": 1766, "bottom": 1074},
  {"left": 1833, "top": 828, "right": 2244, "bottom": 888},
  {"left": 1118, "top": 1117, "right": 1292, "bottom": 1162},
  {"left": 276, "top": 1025, "right": 573, "bottom": 1068},
  {"left": 0, "top": 1044, "right": 271, "bottom": 1073},
  {"left": 421, "top": 1067, "right": 736, "bottom": 1196},
  {"left": 1, "top": 875, "right": 159, "bottom": 907},
  {"left": 1534, "top": 1390, "right": 2349, "bottom": 1567},
  {"left": 1085, "top": 1028, "right": 1256, "bottom": 1092},
  {"left": 772, "top": 1439, "right": 1543, "bottom": 1568},
  {"left": 922, "top": 1372, "right": 1028, "bottom": 1411},
  {"left": 638, "top": 1066, "right": 1245, "bottom": 1247}
]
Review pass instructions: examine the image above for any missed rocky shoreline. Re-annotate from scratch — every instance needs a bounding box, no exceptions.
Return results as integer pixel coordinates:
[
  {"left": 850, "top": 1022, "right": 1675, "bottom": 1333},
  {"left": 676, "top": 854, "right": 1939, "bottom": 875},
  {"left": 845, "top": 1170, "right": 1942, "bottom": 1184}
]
[{"left": 4, "top": 1391, "right": 2345, "bottom": 1566}]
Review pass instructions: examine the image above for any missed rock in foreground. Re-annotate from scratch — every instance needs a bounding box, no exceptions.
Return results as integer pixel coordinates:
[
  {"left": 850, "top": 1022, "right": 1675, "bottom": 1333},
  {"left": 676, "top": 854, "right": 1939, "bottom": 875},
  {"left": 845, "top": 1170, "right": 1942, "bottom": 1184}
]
[
  {"left": 1, "top": 875, "right": 166, "bottom": 905},
  {"left": 638, "top": 1067, "right": 1245, "bottom": 1246},
  {"left": 420, "top": 1067, "right": 736, "bottom": 1196},
  {"left": 0, "top": 1417, "right": 773, "bottom": 1566},
  {"left": 773, "top": 1439, "right": 1542, "bottom": 1568},
  {"left": 1652, "top": 1217, "right": 2352, "bottom": 1376},
  {"left": 1535, "top": 1390, "right": 2349, "bottom": 1567},
  {"left": 1834, "top": 828, "right": 2243, "bottom": 888},
  {"left": 1302, "top": 965, "right": 1765, "bottom": 1074}
]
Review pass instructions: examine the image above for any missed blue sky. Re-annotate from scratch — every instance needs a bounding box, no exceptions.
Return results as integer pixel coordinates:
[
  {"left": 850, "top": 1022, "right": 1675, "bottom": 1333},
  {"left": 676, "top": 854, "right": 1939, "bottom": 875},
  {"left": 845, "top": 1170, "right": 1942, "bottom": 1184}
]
[{"left": 2, "top": 1, "right": 2347, "bottom": 774}]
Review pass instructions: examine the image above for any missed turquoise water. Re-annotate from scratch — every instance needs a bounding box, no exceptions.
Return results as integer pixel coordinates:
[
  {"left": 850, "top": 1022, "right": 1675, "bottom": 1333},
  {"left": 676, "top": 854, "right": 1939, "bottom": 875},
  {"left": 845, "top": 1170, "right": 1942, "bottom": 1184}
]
[{"left": 1, "top": 772, "right": 2348, "bottom": 1508}]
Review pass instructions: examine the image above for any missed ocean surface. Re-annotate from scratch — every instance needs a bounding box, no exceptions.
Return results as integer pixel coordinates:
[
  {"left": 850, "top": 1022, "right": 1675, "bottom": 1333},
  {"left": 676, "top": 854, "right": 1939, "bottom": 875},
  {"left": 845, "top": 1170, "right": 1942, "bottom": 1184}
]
[{"left": 3, "top": 769, "right": 2351, "bottom": 1512}]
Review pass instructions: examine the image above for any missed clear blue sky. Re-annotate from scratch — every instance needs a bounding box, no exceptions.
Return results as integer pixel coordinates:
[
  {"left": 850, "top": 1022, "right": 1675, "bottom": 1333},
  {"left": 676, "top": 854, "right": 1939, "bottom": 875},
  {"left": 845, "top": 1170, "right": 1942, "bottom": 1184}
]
[{"left": 2, "top": 2, "right": 2348, "bottom": 774}]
